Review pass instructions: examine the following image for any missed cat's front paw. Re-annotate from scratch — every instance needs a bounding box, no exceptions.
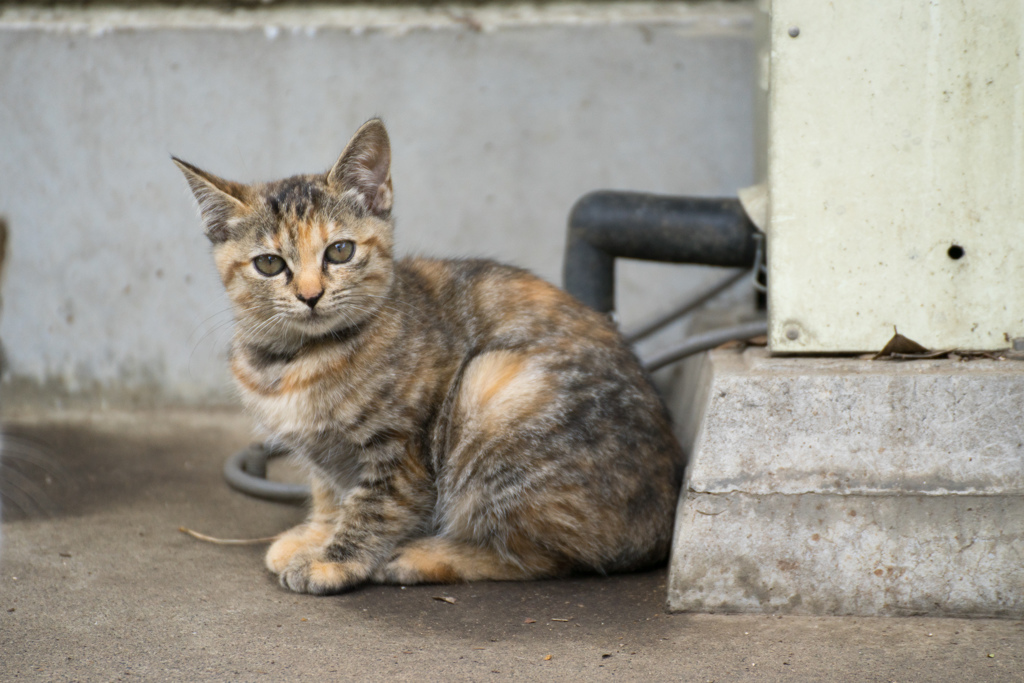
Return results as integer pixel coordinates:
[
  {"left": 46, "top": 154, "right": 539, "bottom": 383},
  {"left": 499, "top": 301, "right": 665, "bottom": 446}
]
[
  {"left": 266, "top": 524, "right": 332, "bottom": 575},
  {"left": 279, "top": 552, "right": 363, "bottom": 595}
]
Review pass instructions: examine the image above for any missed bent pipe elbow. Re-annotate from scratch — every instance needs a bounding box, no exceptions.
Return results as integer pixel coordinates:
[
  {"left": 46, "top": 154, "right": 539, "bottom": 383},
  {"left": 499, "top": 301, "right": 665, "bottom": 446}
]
[
  {"left": 563, "top": 191, "right": 759, "bottom": 313},
  {"left": 223, "top": 443, "right": 310, "bottom": 503}
]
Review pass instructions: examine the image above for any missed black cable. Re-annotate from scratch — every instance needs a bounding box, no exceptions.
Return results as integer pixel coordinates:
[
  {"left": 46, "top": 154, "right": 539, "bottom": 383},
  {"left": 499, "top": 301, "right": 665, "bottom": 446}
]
[
  {"left": 642, "top": 320, "right": 768, "bottom": 372},
  {"left": 624, "top": 268, "right": 750, "bottom": 345},
  {"left": 223, "top": 443, "right": 309, "bottom": 502}
]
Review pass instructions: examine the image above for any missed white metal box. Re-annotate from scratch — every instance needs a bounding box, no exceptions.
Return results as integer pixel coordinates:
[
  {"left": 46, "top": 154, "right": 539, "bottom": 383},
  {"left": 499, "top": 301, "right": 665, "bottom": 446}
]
[{"left": 765, "top": 0, "right": 1024, "bottom": 353}]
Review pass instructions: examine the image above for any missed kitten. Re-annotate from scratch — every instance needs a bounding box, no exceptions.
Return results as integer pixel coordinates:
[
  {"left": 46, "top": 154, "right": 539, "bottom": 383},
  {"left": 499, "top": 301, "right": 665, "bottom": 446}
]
[{"left": 174, "top": 120, "right": 684, "bottom": 594}]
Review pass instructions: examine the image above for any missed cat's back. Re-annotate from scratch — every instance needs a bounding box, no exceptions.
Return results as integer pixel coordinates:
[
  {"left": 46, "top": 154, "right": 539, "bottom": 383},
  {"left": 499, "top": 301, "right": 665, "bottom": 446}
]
[{"left": 396, "top": 257, "right": 624, "bottom": 353}]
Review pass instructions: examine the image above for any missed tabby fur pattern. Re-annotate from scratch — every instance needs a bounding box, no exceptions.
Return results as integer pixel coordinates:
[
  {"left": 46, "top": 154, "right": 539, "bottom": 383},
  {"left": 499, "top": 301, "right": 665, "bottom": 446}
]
[{"left": 174, "top": 120, "right": 684, "bottom": 594}]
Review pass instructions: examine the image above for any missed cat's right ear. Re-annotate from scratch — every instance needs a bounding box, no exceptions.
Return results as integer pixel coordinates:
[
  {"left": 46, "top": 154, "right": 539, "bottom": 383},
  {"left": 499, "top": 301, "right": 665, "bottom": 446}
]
[
  {"left": 327, "top": 119, "right": 393, "bottom": 218},
  {"left": 172, "top": 157, "right": 250, "bottom": 243}
]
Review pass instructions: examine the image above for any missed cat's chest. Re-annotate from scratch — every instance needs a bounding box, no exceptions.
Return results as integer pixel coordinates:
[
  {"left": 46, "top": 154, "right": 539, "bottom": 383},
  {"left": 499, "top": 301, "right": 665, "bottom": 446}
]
[{"left": 231, "top": 346, "right": 366, "bottom": 437}]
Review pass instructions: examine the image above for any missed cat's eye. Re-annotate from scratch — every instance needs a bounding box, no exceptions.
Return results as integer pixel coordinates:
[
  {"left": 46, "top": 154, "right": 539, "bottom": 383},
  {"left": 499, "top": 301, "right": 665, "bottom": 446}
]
[
  {"left": 324, "top": 240, "right": 356, "bottom": 265},
  {"left": 253, "top": 254, "right": 287, "bottom": 276}
]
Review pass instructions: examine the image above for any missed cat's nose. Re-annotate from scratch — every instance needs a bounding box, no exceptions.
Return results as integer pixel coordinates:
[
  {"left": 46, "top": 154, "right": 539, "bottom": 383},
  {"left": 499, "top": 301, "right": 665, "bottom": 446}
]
[{"left": 296, "top": 291, "right": 323, "bottom": 309}]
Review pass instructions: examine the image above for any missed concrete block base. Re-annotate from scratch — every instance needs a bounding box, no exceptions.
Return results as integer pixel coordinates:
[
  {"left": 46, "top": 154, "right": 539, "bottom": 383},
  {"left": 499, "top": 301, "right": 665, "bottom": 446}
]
[{"left": 666, "top": 349, "right": 1024, "bottom": 617}]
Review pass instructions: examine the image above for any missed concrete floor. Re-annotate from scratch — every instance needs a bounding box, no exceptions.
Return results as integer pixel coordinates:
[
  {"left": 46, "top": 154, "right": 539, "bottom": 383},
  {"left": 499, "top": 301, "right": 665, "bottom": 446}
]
[{"left": 1, "top": 411, "right": 1022, "bottom": 682}]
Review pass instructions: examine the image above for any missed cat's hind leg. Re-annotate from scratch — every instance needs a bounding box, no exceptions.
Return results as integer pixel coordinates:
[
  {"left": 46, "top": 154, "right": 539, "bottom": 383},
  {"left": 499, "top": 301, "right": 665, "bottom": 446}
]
[{"left": 376, "top": 537, "right": 557, "bottom": 585}]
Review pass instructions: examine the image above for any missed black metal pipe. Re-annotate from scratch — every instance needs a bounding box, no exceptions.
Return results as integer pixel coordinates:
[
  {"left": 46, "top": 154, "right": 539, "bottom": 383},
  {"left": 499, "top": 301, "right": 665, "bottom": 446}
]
[
  {"left": 564, "top": 191, "right": 759, "bottom": 313},
  {"left": 223, "top": 443, "right": 309, "bottom": 503}
]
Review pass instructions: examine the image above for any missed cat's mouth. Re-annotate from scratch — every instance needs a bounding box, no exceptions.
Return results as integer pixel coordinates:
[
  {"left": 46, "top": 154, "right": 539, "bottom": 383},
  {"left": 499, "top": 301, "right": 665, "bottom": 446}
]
[
  {"left": 292, "top": 306, "right": 343, "bottom": 334},
  {"left": 302, "top": 308, "right": 328, "bottom": 325}
]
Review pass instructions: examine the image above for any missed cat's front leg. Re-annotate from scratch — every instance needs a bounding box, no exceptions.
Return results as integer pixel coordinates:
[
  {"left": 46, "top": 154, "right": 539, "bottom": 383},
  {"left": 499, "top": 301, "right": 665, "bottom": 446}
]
[
  {"left": 277, "top": 456, "right": 431, "bottom": 595},
  {"left": 265, "top": 479, "right": 340, "bottom": 574}
]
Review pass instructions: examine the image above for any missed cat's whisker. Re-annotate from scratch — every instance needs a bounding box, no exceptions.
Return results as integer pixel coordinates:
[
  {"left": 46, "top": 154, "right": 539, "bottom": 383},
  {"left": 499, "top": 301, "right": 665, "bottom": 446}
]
[
  {"left": 353, "top": 293, "right": 429, "bottom": 317},
  {"left": 188, "top": 317, "right": 241, "bottom": 376},
  {"left": 331, "top": 298, "right": 408, "bottom": 326},
  {"left": 335, "top": 293, "right": 419, "bottom": 320},
  {"left": 188, "top": 308, "right": 244, "bottom": 344},
  {"left": 186, "top": 303, "right": 244, "bottom": 343},
  {"left": 252, "top": 315, "right": 297, "bottom": 349},
  {"left": 186, "top": 294, "right": 267, "bottom": 338},
  {"left": 188, "top": 303, "right": 272, "bottom": 375},
  {"left": 332, "top": 304, "right": 375, "bottom": 321},
  {"left": 236, "top": 312, "right": 289, "bottom": 349}
]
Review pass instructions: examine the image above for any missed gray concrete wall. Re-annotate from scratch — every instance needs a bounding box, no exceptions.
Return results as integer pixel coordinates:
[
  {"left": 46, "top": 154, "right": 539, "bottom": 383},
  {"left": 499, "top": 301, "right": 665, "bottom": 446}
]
[{"left": 0, "top": 3, "right": 755, "bottom": 410}]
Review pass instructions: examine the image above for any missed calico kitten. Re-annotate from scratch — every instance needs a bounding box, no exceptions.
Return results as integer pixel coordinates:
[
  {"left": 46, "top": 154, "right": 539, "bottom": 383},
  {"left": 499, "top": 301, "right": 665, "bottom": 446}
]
[{"left": 174, "top": 120, "right": 684, "bottom": 594}]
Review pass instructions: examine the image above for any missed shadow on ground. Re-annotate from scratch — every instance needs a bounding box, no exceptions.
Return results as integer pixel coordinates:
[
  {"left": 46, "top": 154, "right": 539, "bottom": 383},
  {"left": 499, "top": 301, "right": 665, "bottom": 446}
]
[{"left": 1, "top": 412, "right": 1022, "bottom": 681}]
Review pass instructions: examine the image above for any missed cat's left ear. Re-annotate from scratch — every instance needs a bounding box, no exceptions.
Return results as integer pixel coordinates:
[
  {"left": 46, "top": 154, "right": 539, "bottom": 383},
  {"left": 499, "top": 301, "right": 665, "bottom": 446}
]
[
  {"left": 172, "top": 157, "right": 251, "bottom": 243},
  {"left": 327, "top": 119, "right": 393, "bottom": 218}
]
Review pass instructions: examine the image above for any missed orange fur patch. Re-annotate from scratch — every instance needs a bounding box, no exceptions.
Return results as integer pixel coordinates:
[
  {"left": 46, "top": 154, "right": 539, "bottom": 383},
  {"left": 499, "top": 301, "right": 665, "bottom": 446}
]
[
  {"left": 394, "top": 547, "right": 461, "bottom": 583},
  {"left": 508, "top": 275, "right": 618, "bottom": 343},
  {"left": 310, "top": 479, "right": 341, "bottom": 520},
  {"left": 476, "top": 354, "right": 526, "bottom": 405},
  {"left": 265, "top": 524, "right": 333, "bottom": 574},
  {"left": 219, "top": 258, "right": 251, "bottom": 289},
  {"left": 278, "top": 354, "right": 349, "bottom": 394},
  {"left": 231, "top": 356, "right": 272, "bottom": 395},
  {"left": 458, "top": 351, "right": 549, "bottom": 429},
  {"left": 291, "top": 221, "right": 328, "bottom": 299},
  {"left": 384, "top": 538, "right": 528, "bottom": 584},
  {"left": 407, "top": 260, "right": 450, "bottom": 297},
  {"left": 232, "top": 347, "right": 350, "bottom": 397},
  {"left": 293, "top": 270, "right": 323, "bottom": 301},
  {"left": 512, "top": 277, "right": 565, "bottom": 308},
  {"left": 307, "top": 561, "right": 351, "bottom": 587}
]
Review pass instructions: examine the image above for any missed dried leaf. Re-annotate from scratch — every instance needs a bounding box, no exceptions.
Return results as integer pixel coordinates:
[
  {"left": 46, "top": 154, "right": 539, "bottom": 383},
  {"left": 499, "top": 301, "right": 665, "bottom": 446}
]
[
  {"left": 523, "top": 618, "right": 536, "bottom": 624},
  {"left": 433, "top": 596, "right": 457, "bottom": 604},
  {"left": 543, "top": 654, "right": 553, "bottom": 661},
  {"left": 716, "top": 335, "right": 768, "bottom": 352},
  {"left": 873, "top": 329, "right": 930, "bottom": 360}
]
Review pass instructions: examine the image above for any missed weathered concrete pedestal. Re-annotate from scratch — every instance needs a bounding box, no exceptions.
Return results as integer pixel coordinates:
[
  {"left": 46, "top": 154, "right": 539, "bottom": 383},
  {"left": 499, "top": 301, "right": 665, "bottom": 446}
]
[{"left": 666, "top": 348, "right": 1024, "bottom": 617}]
